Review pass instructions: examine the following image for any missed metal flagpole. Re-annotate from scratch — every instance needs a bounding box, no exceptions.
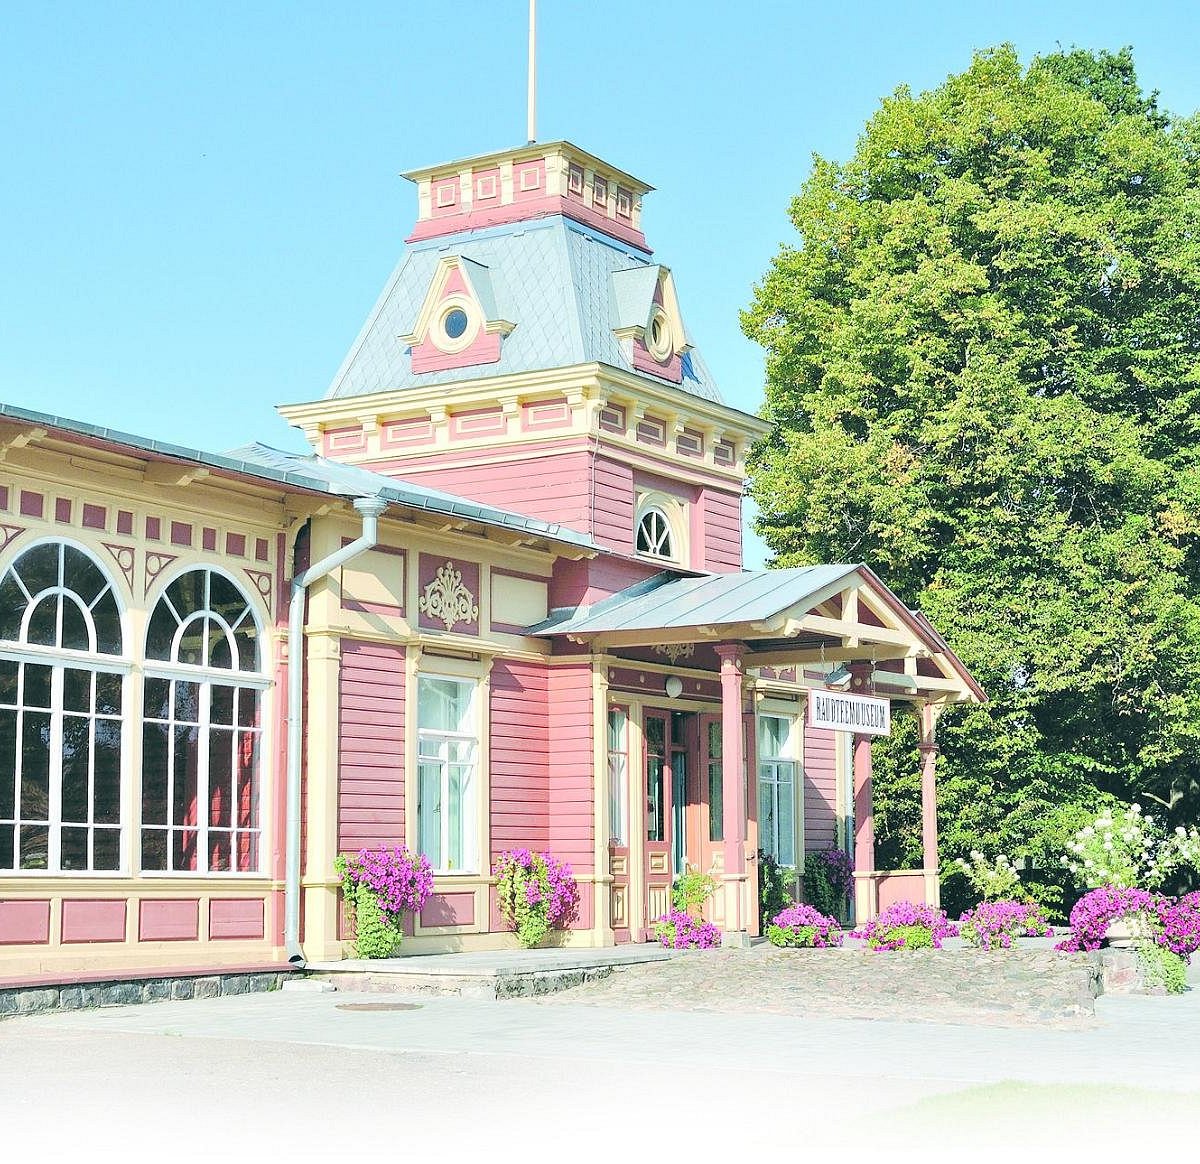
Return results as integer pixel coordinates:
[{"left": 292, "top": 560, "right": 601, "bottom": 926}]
[{"left": 527, "top": 0, "right": 537, "bottom": 143}]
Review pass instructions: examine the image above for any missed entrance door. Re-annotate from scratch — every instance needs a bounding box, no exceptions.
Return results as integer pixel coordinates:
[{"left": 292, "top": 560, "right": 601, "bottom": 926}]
[
  {"left": 642, "top": 711, "right": 696, "bottom": 937},
  {"left": 642, "top": 712, "right": 672, "bottom": 935}
]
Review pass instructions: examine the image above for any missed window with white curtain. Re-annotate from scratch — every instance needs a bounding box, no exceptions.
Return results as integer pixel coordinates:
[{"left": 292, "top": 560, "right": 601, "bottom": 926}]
[
  {"left": 758, "top": 714, "right": 797, "bottom": 867},
  {"left": 417, "top": 674, "right": 478, "bottom": 872},
  {"left": 0, "top": 541, "right": 125, "bottom": 872},
  {"left": 607, "top": 706, "right": 629, "bottom": 845},
  {"left": 141, "top": 568, "right": 264, "bottom": 874}
]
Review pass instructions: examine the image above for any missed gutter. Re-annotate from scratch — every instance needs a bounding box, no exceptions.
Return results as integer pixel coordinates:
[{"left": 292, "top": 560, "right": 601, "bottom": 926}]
[{"left": 285, "top": 494, "right": 389, "bottom": 967}]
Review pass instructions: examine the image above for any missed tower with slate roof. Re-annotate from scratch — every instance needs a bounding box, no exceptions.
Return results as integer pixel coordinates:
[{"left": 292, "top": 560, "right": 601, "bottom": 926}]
[{"left": 279, "top": 141, "right": 769, "bottom": 587}]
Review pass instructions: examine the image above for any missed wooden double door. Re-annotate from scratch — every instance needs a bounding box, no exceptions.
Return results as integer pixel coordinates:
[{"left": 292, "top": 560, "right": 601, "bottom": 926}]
[{"left": 640, "top": 710, "right": 724, "bottom": 938}]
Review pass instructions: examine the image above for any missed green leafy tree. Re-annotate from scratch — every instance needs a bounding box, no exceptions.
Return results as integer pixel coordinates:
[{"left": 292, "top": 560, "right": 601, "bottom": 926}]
[{"left": 742, "top": 46, "right": 1200, "bottom": 911}]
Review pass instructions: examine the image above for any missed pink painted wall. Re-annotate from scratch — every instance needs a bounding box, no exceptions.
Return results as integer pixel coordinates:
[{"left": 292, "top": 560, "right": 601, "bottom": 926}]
[
  {"left": 61, "top": 900, "right": 126, "bottom": 943},
  {"left": 700, "top": 488, "right": 743, "bottom": 573},
  {"left": 411, "top": 331, "right": 501, "bottom": 374},
  {"left": 632, "top": 340, "right": 683, "bottom": 383},
  {"left": 547, "top": 662, "right": 595, "bottom": 876},
  {"left": 209, "top": 898, "right": 265, "bottom": 940},
  {"left": 138, "top": 899, "right": 200, "bottom": 941},
  {"left": 337, "top": 639, "right": 406, "bottom": 851},
  {"left": 490, "top": 659, "right": 550, "bottom": 855},
  {"left": 396, "top": 449, "right": 594, "bottom": 533},
  {"left": 875, "top": 872, "right": 930, "bottom": 911},
  {"left": 592, "top": 455, "right": 635, "bottom": 553},
  {"left": 0, "top": 900, "right": 51, "bottom": 944},
  {"left": 550, "top": 554, "right": 661, "bottom": 612},
  {"left": 407, "top": 192, "right": 648, "bottom": 251},
  {"left": 420, "top": 892, "right": 475, "bottom": 928},
  {"left": 803, "top": 724, "right": 839, "bottom": 852}
]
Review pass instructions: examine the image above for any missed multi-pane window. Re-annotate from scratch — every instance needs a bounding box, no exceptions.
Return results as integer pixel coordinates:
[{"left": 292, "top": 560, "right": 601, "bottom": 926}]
[
  {"left": 607, "top": 706, "right": 629, "bottom": 845},
  {"left": 0, "top": 542, "right": 124, "bottom": 872},
  {"left": 758, "top": 715, "right": 797, "bottom": 867},
  {"left": 141, "top": 569, "right": 263, "bottom": 873},
  {"left": 644, "top": 714, "right": 666, "bottom": 842},
  {"left": 417, "top": 675, "right": 478, "bottom": 872},
  {"left": 636, "top": 508, "right": 674, "bottom": 559},
  {"left": 706, "top": 720, "right": 723, "bottom": 843}
]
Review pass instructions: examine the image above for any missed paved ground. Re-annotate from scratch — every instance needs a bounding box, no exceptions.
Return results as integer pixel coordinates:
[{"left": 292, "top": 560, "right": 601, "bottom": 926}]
[{"left": 3, "top": 954, "right": 1199, "bottom": 1161}]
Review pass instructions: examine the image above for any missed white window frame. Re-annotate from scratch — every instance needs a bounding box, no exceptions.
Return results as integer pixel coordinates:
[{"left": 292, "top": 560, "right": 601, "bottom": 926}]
[
  {"left": 634, "top": 492, "right": 686, "bottom": 566},
  {"left": 758, "top": 713, "right": 798, "bottom": 868},
  {"left": 607, "top": 705, "right": 629, "bottom": 845},
  {"left": 141, "top": 566, "right": 266, "bottom": 878},
  {"left": 417, "top": 673, "right": 480, "bottom": 874},
  {"left": 0, "top": 539, "right": 129, "bottom": 876}
]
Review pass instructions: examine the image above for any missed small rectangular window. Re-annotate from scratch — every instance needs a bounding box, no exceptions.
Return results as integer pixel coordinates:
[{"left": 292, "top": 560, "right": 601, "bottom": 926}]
[
  {"left": 567, "top": 163, "right": 585, "bottom": 197},
  {"left": 615, "top": 185, "right": 634, "bottom": 220},
  {"left": 598, "top": 404, "right": 626, "bottom": 433},
  {"left": 635, "top": 415, "right": 666, "bottom": 445},
  {"left": 714, "top": 440, "right": 736, "bottom": 466},
  {"left": 592, "top": 175, "right": 608, "bottom": 207}
]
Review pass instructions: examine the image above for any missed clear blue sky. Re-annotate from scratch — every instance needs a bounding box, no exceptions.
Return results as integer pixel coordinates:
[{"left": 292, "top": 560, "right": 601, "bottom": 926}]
[{"left": 3, "top": 2, "right": 1198, "bottom": 567}]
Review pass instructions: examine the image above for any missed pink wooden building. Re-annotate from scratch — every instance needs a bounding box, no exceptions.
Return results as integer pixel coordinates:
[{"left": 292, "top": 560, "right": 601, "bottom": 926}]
[{"left": 0, "top": 141, "right": 982, "bottom": 984}]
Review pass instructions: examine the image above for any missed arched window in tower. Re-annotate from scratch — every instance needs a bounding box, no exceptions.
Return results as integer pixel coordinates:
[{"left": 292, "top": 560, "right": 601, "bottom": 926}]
[
  {"left": 142, "top": 568, "right": 265, "bottom": 875},
  {"left": 0, "top": 541, "right": 125, "bottom": 872},
  {"left": 636, "top": 506, "right": 676, "bottom": 561}
]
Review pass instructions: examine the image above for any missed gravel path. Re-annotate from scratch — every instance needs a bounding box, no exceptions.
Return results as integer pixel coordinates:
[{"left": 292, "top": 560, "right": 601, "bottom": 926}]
[{"left": 540, "top": 945, "right": 1100, "bottom": 1027}]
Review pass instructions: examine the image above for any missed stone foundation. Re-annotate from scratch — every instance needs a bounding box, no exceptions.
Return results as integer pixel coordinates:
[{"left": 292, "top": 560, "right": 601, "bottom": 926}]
[{"left": 0, "top": 971, "right": 288, "bottom": 1020}]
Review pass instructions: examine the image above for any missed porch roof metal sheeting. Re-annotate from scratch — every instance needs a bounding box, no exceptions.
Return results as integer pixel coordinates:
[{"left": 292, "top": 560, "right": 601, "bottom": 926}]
[
  {"left": 0, "top": 401, "right": 597, "bottom": 553},
  {"left": 529, "top": 564, "right": 860, "bottom": 636}
]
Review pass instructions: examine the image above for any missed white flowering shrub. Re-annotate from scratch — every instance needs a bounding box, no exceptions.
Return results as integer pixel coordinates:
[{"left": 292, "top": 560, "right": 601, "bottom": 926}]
[
  {"left": 953, "top": 851, "right": 1022, "bottom": 901},
  {"left": 1060, "top": 803, "right": 1198, "bottom": 890},
  {"left": 1174, "top": 825, "right": 1200, "bottom": 877}
]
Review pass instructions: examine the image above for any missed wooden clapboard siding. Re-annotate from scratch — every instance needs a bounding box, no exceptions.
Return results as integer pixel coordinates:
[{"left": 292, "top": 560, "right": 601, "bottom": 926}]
[
  {"left": 490, "top": 659, "right": 550, "bottom": 855},
  {"left": 337, "top": 640, "right": 405, "bottom": 851},
  {"left": 403, "top": 453, "right": 593, "bottom": 530},
  {"left": 591, "top": 455, "right": 635, "bottom": 552},
  {"left": 702, "top": 487, "right": 743, "bottom": 573},
  {"left": 803, "top": 723, "right": 839, "bottom": 851},
  {"left": 547, "top": 662, "right": 595, "bottom": 874},
  {"left": 550, "top": 554, "right": 661, "bottom": 611}
]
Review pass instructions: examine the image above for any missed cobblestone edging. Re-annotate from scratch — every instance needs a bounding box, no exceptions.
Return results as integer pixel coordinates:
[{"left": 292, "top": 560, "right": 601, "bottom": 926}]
[
  {"left": 0, "top": 971, "right": 287, "bottom": 1020},
  {"left": 538, "top": 946, "right": 1109, "bottom": 1027},
  {"left": 493, "top": 965, "right": 614, "bottom": 999}
]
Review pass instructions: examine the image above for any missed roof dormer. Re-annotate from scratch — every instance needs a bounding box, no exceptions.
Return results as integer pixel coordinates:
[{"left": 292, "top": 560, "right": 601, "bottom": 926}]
[
  {"left": 611, "top": 265, "right": 691, "bottom": 384},
  {"left": 400, "top": 255, "right": 516, "bottom": 374}
]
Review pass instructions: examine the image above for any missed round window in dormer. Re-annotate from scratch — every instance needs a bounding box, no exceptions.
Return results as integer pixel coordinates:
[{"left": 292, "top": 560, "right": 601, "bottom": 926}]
[
  {"left": 432, "top": 298, "right": 479, "bottom": 354},
  {"left": 646, "top": 306, "right": 673, "bottom": 362},
  {"left": 444, "top": 308, "right": 469, "bottom": 340}
]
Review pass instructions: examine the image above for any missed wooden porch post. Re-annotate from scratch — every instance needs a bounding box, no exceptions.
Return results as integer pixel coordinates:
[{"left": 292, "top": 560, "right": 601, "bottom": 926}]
[
  {"left": 715, "top": 644, "right": 750, "bottom": 945},
  {"left": 919, "top": 702, "right": 942, "bottom": 908},
  {"left": 850, "top": 663, "right": 877, "bottom": 922}
]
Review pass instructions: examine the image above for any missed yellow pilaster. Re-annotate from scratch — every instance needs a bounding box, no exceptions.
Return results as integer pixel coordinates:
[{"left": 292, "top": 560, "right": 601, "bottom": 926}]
[{"left": 302, "top": 630, "right": 343, "bottom": 960}]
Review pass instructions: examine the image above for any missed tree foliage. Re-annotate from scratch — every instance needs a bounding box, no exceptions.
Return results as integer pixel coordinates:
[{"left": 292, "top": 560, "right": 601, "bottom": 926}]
[{"left": 742, "top": 46, "right": 1200, "bottom": 902}]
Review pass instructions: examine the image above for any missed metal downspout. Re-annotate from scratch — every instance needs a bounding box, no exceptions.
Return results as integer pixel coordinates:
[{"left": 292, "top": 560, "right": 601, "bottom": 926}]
[{"left": 285, "top": 495, "right": 389, "bottom": 967}]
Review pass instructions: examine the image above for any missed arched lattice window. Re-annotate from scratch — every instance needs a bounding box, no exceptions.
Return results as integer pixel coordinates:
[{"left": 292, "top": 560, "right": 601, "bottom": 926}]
[
  {"left": 141, "top": 568, "right": 264, "bottom": 874},
  {"left": 0, "top": 541, "right": 125, "bottom": 872},
  {"left": 635, "top": 506, "right": 676, "bottom": 560}
]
